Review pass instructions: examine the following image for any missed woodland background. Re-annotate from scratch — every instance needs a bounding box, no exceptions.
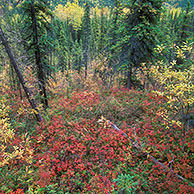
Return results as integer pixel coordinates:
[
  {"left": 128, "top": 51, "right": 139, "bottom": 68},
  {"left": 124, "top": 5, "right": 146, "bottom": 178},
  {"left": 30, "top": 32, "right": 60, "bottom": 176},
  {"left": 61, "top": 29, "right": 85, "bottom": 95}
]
[{"left": 0, "top": 0, "right": 194, "bottom": 193}]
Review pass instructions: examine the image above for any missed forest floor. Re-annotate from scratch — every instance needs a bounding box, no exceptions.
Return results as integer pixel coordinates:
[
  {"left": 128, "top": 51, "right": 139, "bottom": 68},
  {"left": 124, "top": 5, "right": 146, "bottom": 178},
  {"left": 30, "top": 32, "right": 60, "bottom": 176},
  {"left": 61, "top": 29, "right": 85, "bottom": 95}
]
[{"left": 0, "top": 69, "right": 194, "bottom": 193}]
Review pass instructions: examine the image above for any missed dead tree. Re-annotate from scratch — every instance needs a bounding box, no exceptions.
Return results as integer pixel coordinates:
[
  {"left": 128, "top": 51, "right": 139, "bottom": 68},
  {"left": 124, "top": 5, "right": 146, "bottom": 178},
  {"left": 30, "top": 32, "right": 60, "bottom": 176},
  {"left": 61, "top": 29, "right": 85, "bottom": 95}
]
[{"left": 0, "top": 26, "right": 42, "bottom": 122}]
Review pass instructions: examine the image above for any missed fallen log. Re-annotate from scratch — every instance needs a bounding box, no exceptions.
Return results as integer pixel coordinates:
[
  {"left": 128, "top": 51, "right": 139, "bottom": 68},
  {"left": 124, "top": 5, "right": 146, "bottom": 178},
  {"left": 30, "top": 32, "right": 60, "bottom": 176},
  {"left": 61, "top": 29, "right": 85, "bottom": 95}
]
[
  {"left": 0, "top": 26, "right": 42, "bottom": 122},
  {"left": 105, "top": 119, "right": 194, "bottom": 187}
]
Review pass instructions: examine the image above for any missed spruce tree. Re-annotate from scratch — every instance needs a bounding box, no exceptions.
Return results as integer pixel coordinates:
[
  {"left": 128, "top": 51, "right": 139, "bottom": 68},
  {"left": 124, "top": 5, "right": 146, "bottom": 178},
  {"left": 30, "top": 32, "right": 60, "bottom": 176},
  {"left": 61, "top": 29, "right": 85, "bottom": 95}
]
[
  {"left": 99, "top": 7, "right": 105, "bottom": 52},
  {"left": 82, "top": 1, "right": 91, "bottom": 78},
  {"left": 53, "top": 18, "right": 73, "bottom": 71},
  {"left": 176, "top": 2, "right": 193, "bottom": 70},
  {"left": 72, "top": 40, "right": 82, "bottom": 73},
  {"left": 118, "top": 0, "right": 163, "bottom": 89},
  {"left": 20, "top": 0, "right": 53, "bottom": 108},
  {"left": 178, "top": 2, "right": 192, "bottom": 44},
  {"left": 90, "top": 8, "right": 100, "bottom": 59},
  {"left": 108, "top": 0, "right": 123, "bottom": 68}
]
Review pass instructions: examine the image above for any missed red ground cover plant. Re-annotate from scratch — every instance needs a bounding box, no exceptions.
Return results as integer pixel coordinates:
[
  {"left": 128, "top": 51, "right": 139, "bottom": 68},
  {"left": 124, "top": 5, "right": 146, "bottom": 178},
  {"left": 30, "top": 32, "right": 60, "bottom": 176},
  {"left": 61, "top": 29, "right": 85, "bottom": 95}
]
[
  {"left": 31, "top": 89, "right": 193, "bottom": 193},
  {"left": 33, "top": 117, "right": 133, "bottom": 192},
  {"left": 0, "top": 88, "right": 193, "bottom": 193}
]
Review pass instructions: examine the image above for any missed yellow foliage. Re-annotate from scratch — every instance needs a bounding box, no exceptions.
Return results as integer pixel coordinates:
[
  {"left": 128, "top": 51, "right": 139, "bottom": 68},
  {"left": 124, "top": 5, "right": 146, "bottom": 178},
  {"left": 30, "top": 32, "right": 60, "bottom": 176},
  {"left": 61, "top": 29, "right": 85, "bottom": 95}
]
[
  {"left": 98, "top": 115, "right": 111, "bottom": 128},
  {"left": 123, "top": 8, "right": 131, "bottom": 14},
  {"left": 151, "top": 63, "right": 194, "bottom": 106},
  {"left": 11, "top": 14, "right": 19, "bottom": 23},
  {"left": 154, "top": 44, "right": 165, "bottom": 54},
  {"left": 150, "top": 58, "right": 194, "bottom": 130},
  {"left": 38, "top": 10, "right": 51, "bottom": 23},
  {"left": 169, "top": 7, "right": 182, "bottom": 20},
  {"left": 8, "top": 5, "right": 13, "bottom": 11},
  {"left": 0, "top": 97, "right": 33, "bottom": 167},
  {"left": 147, "top": 41, "right": 194, "bottom": 130},
  {"left": 91, "top": 6, "right": 110, "bottom": 18},
  {"left": 55, "top": 1, "right": 84, "bottom": 30},
  {"left": 0, "top": 98, "right": 13, "bottom": 145}
]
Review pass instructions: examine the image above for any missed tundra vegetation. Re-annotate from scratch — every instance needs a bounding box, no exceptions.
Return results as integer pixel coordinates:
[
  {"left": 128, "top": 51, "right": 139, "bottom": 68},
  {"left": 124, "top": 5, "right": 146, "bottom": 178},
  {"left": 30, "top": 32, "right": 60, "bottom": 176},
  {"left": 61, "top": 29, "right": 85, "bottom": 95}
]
[{"left": 0, "top": 0, "right": 194, "bottom": 193}]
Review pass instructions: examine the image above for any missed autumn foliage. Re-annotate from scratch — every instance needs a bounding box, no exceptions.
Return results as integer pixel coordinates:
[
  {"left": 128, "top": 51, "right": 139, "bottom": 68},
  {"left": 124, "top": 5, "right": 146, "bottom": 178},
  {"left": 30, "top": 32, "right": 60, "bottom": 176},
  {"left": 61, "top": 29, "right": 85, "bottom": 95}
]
[
  {"left": 0, "top": 68, "right": 193, "bottom": 193},
  {"left": 0, "top": 1, "right": 194, "bottom": 193}
]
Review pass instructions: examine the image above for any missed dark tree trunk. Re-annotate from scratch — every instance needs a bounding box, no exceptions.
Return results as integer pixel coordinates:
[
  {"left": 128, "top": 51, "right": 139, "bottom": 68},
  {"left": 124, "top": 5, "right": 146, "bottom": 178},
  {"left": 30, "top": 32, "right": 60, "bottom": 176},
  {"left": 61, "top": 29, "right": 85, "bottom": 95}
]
[
  {"left": 17, "top": 81, "right": 23, "bottom": 100},
  {"left": 0, "top": 26, "right": 42, "bottom": 122},
  {"left": 127, "top": 67, "right": 132, "bottom": 89},
  {"left": 83, "top": 49, "right": 88, "bottom": 79},
  {"left": 31, "top": 1, "right": 48, "bottom": 108}
]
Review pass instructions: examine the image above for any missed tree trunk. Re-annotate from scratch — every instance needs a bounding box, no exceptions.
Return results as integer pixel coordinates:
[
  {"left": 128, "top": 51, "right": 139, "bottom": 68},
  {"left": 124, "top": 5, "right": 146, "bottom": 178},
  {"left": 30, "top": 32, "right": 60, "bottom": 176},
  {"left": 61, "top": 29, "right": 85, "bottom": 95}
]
[
  {"left": 127, "top": 67, "right": 132, "bottom": 89},
  {"left": 0, "top": 26, "right": 42, "bottom": 122},
  {"left": 31, "top": 1, "right": 48, "bottom": 108},
  {"left": 83, "top": 51, "right": 88, "bottom": 79}
]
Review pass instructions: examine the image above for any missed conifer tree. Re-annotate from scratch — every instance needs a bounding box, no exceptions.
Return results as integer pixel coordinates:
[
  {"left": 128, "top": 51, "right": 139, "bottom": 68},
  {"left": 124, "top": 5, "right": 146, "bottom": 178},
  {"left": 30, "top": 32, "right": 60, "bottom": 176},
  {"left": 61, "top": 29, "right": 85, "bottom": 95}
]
[
  {"left": 156, "top": 6, "right": 183, "bottom": 64},
  {"left": 82, "top": 1, "right": 91, "bottom": 78},
  {"left": 98, "top": 7, "right": 105, "bottom": 51},
  {"left": 90, "top": 8, "right": 100, "bottom": 59},
  {"left": 118, "top": 0, "right": 163, "bottom": 89},
  {"left": 178, "top": 2, "right": 192, "bottom": 44},
  {"left": 176, "top": 1, "right": 193, "bottom": 70},
  {"left": 72, "top": 40, "right": 82, "bottom": 73},
  {"left": 93, "top": 7, "right": 110, "bottom": 61},
  {"left": 158, "top": 3, "right": 194, "bottom": 69},
  {"left": 108, "top": 0, "right": 123, "bottom": 68},
  {"left": 20, "top": 0, "right": 53, "bottom": 108},
  {"left": 53, "top": 18, "right": 73, "bottom": 71}
]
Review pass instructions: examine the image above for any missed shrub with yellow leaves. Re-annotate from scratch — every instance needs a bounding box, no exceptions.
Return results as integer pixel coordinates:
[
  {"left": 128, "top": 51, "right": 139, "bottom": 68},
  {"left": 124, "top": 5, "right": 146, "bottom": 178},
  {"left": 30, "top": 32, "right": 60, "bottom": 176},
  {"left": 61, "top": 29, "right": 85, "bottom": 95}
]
[
  {"left": 149, "top": 59, "right": 194, "bottom": 149},
  {"left": 0, "top": 96, "right": 33, "bottom": 167},
  {"left": 0, "top": 96, "right": 17, "bottom": 167},
  {"left": 150, "top": 61, "right": 194, "bottom": 106}
]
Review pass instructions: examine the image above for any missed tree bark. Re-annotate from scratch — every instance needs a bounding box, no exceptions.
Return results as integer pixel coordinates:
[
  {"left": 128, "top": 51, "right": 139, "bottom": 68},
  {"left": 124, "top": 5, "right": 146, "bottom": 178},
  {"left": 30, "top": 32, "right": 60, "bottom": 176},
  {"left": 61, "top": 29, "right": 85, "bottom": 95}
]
[
  {"left": 31, "top": 0, "right": 48, "bottom": 108},
  {"left": 83, "top": 50, "right": 88, "bottom": 79},
  {"left": 0, "top": 26, "right": 42, "bottom": 122},
  {"left": 127, "top": 67, "right": 132, "bottom": 89}
]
